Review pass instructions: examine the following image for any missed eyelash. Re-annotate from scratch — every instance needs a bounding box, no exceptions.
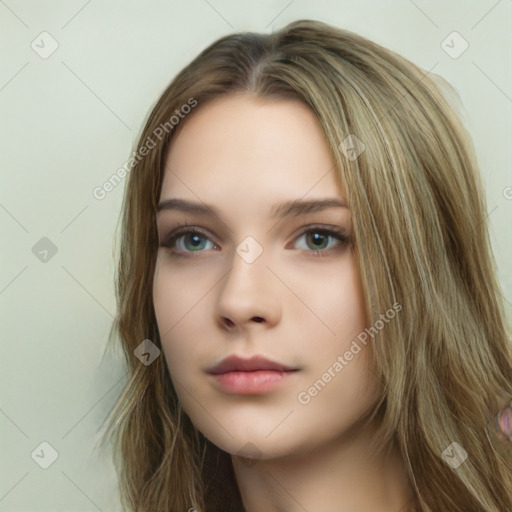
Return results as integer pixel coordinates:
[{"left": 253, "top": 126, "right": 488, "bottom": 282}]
[{"left": 159, "top": 221, "right": 350, "bottom": 258}]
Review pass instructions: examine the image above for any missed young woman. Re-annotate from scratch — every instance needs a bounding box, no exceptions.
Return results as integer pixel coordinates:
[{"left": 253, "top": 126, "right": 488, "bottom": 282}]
[{"left": 99, "top": 19, "right": 512, "bottom": 512}]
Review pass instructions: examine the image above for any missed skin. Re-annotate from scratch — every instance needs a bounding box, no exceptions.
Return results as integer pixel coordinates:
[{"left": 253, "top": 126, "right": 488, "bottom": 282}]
[{"left": 153, "top": 93, "right": 414, "bottom": 512}]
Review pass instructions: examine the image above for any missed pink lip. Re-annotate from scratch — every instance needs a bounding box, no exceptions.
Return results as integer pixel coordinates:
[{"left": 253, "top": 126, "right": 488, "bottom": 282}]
[
  {"left": 206, "top": 354, "right": 298, "bottom": 374},
  {"left": 210, "top": 370, "right": 298, "bottom": 394},
  {"left": 205, "top": 354, "right": 300, "bottom": 394}
]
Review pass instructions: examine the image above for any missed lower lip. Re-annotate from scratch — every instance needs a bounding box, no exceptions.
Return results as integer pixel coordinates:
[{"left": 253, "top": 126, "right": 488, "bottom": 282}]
[{"left": 210, "top": 370, "right": 298, "bottom": 394}]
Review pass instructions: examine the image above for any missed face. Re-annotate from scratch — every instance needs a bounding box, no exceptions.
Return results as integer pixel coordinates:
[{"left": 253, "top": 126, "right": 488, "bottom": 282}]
[{"left": 153, "top": 93, "right": 380, "bottom": 460}]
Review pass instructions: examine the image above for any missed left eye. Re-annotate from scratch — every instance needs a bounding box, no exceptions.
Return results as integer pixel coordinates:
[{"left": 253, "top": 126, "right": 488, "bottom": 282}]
[
  {"left": 160, "top": 226, "right": 349, "bottom": 257},
  {"left": 293, "top": 229, "right": 348, "bottom": 253}
]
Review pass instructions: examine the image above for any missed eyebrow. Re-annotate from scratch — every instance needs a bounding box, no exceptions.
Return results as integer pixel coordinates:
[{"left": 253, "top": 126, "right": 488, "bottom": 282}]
[{"left": 156, "top": 197, "right": 347, "bottom": 219}]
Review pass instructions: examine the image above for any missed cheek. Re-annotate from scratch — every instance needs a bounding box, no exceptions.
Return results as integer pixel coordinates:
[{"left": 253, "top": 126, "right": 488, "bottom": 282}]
[
  {"left": 304, "top": 255, "right": 367, "bottom": 347},
  {"left": 152, "top": 255, "right": 208, "bottom": 329},
  {"left": 294, "top": 256, "right": 373, "bottom": 395},
  {"left": 152, "top": 258, "right": 204, "bottom": 376}
]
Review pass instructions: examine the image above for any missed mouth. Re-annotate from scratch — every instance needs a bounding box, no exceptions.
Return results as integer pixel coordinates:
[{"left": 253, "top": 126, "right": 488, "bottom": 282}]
[
  {"left": 206, "top": 354, "right": 299, "bottom": 375},
  {"left": 205, "top": 354, "right": 300, "bottom": 394},
  {"left": 208, "top": 369, "right": 299, "bottom": 394}
]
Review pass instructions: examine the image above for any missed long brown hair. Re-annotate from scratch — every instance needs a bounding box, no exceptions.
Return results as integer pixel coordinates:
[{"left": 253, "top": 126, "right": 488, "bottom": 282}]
[{"left": 97, "top": 19, "right": 512, "bottom": 512}]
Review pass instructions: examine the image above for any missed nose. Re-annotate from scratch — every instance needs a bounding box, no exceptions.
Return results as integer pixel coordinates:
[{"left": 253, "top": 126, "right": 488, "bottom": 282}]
[{"left": 215, "top": 248, "right": 281, "bottom": 332}]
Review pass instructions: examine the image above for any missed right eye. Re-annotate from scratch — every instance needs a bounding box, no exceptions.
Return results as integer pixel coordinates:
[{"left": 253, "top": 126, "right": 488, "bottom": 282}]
[{"left": 160, "top": 227, "right": 218, "bottom": 256}]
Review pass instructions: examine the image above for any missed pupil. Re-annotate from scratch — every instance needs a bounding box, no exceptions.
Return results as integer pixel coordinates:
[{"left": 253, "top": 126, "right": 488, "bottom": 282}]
[
  {"left": 188, "top": 234, "right": 203, "bottom": 249},
  {"left": 310, "top": 232, "right": 326, "bottom": 249}
]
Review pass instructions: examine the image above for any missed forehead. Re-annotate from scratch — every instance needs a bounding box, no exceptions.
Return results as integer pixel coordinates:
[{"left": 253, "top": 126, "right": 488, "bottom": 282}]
[{"left": 160, "top": 93, "right": 344, "bottom": 202}]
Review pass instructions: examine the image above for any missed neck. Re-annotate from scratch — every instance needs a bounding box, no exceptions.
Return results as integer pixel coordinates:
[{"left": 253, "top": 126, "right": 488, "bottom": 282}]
[{"left": 231, "top": 426, "right": 415, "bottom": 512}]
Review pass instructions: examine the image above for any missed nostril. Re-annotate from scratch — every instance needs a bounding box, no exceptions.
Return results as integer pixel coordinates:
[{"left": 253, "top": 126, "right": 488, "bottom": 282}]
[
  {"left": 252, "top": 316, "right": 264, "bottom": 323},
  {"left": 222, "top": 317, "right": 235, "bottom": 328}
]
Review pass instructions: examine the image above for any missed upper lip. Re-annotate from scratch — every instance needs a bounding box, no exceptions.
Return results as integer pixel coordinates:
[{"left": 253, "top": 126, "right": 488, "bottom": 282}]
[{"left": 206, "top": 355, "right": 299, "bottom": 375}]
